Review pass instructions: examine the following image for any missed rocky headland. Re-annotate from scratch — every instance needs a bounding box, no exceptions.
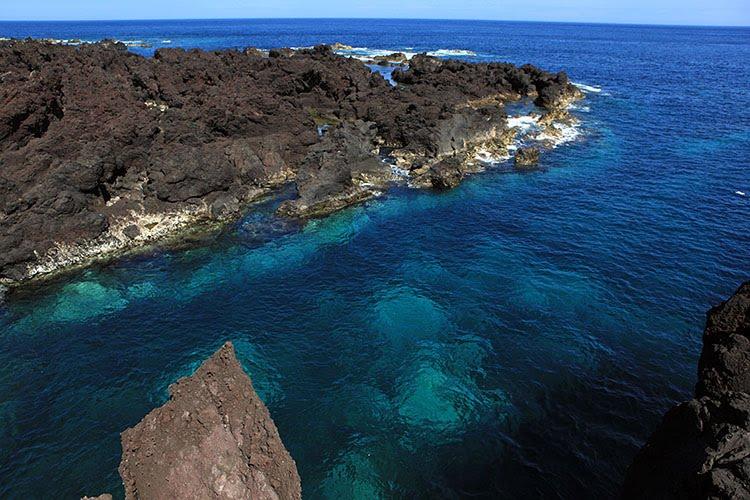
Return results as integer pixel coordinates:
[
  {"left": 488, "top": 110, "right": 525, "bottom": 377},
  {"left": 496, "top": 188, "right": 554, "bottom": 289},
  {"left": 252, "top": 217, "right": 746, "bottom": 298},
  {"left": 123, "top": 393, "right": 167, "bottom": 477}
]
[
  {"left": 114, "top": 341, "right": 301, "bottom": 499},
  {"left": 0, "top": 39, "right": 582, "bottom": 285},
  {"left": 623, "top": 282, "right": 750, "bottom": 498}
]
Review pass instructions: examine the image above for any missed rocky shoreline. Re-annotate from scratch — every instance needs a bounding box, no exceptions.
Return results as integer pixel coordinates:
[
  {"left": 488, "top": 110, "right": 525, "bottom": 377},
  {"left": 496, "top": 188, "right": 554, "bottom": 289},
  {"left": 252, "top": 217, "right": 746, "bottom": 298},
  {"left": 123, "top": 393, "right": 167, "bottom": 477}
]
[
  {"left": 624, "top": 282, "right": 750, "bottom": 498},
  {"left": 0, "top": 39, "right": 582, "bottom": 287}
]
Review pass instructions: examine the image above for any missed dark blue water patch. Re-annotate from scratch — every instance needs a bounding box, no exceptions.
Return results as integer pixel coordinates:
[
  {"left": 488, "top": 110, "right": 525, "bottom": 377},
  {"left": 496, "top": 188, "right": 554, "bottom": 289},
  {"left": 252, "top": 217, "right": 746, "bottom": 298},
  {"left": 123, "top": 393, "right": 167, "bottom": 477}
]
[{"left": 0, "top": 18, "right": 749, "bottom": 500}]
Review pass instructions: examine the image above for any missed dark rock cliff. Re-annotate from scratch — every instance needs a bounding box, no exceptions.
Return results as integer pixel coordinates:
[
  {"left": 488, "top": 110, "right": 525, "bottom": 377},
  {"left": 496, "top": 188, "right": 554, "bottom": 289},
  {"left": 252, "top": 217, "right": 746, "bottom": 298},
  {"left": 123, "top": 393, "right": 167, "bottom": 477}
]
[
  {"left": 0, "top": 40, "right": 580, "bottom": 283},
  {"left": 623, "top": 282, "right": 750, "bottom": 499},
  {"left": 119, "top": 341, "right": 301, "bottom": 500}
]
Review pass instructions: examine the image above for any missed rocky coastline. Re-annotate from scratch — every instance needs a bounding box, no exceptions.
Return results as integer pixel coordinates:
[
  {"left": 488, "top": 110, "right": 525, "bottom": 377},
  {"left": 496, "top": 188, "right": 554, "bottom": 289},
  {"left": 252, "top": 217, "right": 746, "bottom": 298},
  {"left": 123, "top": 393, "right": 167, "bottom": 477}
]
[
  {"left": 91, "top": 342, "right": 302, "bottom": 499},
  {"left": 0, "top": 39, "right": 582, "bottom": 286},
  {"left": 623, "top": 282, "right": 750, "bottom": 498},
  {"left": 87, "top": 287, "right": 750, "bottom": 499}
]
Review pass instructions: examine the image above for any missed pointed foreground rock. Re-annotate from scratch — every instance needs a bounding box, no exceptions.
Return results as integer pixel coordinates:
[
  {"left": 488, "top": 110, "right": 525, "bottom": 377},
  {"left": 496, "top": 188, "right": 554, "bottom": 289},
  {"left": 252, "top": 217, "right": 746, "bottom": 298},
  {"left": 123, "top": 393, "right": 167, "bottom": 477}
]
[
  {"left": 119, "top": 342, "right": 301, "bottom": 500},
  {"left": 623, "top": 282, "right": 750, "bottom": 499}
]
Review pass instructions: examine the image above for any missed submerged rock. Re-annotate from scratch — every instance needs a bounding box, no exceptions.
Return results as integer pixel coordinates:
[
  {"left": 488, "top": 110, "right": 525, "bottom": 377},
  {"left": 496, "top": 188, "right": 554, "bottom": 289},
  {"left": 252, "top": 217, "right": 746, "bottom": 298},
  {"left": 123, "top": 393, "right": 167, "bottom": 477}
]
[
  {"left": 623, "top": 282, "right": 750, "bottom": 499},
  {"left": 119, "top": 342, "right": 301, "bottom": 500}
]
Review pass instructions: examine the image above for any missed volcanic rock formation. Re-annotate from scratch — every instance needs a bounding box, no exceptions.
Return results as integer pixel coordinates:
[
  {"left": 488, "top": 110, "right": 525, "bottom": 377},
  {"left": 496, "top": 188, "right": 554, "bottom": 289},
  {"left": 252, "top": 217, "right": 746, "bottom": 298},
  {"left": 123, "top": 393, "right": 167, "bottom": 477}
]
[
  {"left": 514, "top": 147, "right": 540, "bottom": 167},
  {"left": 0, "top": 40, "right": 581, "bottom": 284},
  {"left": 623, "top": 282, "right": 750, "bottom": 499},
  {"left": 118, "top": 341, "right": 301, "bottom": 500}
]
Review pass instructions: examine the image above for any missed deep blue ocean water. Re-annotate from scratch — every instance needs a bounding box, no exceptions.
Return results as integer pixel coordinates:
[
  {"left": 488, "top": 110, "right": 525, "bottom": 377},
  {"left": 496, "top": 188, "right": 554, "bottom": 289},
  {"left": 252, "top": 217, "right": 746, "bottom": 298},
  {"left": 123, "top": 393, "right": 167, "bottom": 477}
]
[{"left": 0, "top": 19, "right": 749, "bottom": 499}]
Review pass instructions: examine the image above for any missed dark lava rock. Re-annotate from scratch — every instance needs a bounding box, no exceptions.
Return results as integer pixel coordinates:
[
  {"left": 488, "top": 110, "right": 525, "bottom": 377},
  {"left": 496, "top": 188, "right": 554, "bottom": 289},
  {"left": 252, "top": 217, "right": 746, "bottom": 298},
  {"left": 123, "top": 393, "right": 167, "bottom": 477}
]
[
  {"left": 514, "top": 147, "right": 540, "bottom": 167},
  {"left": 276, "top": 120, "right": 384, "bottom": 217},
  {"left": 0, "top": 40, "right": 580, "bottom": 283},
  {"left": 430, "top": 157, "right": 465, "bottom": 190},
  {"left": 119, "top": 342, "right": 301, "bottom": 500},
  {"left": 373, "top": 52, "right": 408, "bottom": 65},
  {"left": 268, "top": 48, "right": 295, "bottom": 58},
  {"left": 623, "top": 282, "right": 750, "bottom": 499}
]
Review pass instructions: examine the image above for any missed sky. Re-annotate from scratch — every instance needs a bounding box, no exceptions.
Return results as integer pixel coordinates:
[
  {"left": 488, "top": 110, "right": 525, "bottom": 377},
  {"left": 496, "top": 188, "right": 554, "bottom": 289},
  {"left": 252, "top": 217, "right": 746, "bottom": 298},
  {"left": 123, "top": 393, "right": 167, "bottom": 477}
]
[{"left": 1, "top": 0, "right": 748, "bottom": 26}]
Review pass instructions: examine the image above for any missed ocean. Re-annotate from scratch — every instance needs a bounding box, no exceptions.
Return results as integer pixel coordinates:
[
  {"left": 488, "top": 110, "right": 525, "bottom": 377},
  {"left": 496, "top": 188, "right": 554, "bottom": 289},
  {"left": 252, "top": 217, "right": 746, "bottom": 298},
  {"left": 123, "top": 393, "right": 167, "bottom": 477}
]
[{"left": 0, "top": 18, "right": 748, "bottom": 499}]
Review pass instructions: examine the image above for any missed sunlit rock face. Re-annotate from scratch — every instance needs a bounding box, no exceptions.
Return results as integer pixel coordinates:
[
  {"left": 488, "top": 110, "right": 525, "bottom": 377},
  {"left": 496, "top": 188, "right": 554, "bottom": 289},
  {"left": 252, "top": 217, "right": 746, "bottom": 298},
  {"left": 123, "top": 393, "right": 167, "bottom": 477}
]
[
  {"left": 0, "top": 39, "right": 579, "bottom": 285},
  {"left": 119, "top": 342, "right": 301, "bottom": 500}
]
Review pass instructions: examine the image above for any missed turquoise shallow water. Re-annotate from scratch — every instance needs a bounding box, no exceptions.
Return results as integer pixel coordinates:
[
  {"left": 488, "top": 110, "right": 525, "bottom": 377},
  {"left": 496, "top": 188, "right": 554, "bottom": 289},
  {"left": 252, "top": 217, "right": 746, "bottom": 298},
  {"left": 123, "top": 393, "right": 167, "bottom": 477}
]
[{"left": 0, "top": 19, "right": 749, "bottom": 499}]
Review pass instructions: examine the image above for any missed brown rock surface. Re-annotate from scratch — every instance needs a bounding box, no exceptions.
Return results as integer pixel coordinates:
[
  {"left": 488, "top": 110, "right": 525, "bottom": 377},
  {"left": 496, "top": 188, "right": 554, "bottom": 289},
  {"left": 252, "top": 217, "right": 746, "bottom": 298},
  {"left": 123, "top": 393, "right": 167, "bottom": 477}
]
[
  {"left": 0, "top": 40, "right": 581, "bottom": 284},
  {"left": 119, "top": 342, "right": 301, "bottom": 500}
]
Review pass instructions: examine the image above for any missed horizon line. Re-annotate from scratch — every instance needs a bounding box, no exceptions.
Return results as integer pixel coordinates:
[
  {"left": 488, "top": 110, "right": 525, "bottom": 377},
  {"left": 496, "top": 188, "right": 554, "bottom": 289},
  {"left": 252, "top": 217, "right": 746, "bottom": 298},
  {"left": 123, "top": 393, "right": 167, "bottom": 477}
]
[{"left": 0, "top": 17, "right": 748, "bottom": 29}]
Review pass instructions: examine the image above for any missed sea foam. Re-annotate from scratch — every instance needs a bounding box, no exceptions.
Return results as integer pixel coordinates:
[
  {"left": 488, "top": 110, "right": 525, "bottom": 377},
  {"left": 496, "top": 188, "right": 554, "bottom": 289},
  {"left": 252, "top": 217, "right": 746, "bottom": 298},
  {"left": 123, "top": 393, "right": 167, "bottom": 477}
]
[
  {"left": 573, "top": 82, "right": 603, "bottom": 93},
  {"left": 333, "top": 46, "right": 476, "bottom": 61},
  {"left": 476, "top": 109, "right": 584, "bottom": 165},
  {"left": 426, "top": 49, "right": 476, "bottom": 57},
  {"left": 535, "top": 120, "right": 583, "bottom": 147}
]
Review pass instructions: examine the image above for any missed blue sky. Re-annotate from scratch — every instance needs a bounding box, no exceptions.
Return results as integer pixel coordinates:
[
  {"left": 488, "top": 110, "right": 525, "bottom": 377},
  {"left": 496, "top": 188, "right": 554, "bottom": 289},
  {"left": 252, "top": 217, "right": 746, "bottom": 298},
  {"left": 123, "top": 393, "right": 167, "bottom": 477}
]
[{"left": 1, "top": 0, "right": 748, "bottom": 26}]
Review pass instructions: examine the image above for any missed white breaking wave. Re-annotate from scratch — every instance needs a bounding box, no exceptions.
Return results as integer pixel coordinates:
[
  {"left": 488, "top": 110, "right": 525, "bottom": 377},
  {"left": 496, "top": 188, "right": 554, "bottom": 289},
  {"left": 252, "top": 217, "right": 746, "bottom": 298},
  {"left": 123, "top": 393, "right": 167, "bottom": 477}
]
[
  {"left": 333, "top": 46, "right": 476, "bottom": 61},
  {"left": 534, "top": 121, "right": 582, "bottom": 147},
  {"left": 507, "top": 115, "right": 540, "bottom": 133},
  {"left": 736, "top": 191, "right": 747, "bottom": 197},
  {"left": 475, "top": 149, "right": 511, "bottom": 164},
  {"left": 476, "top": 107, "right": 583, "bottom": 164},
  {"left": 390, "top": 165, "right": 411, "bottom": 178},
  {"left": 117, "top": 40, "right": 151, "bottom": 47},
  {"left": 569, "top": 103, "right": 591, "bottom": 113},
  {"left": 161, "top": 40, "right": 172, "bottom": 44},
  {"left": 334, "top": 47, "right": 418, "bottom": 61},
  {"left": 572, "top": 82, "right": 603, "bottom": 93},
  {"left": 426, "top": 49, "right": 476, "bottom": 57},
  {"left": 41, "top": 38, "right": 93, "bottom": 46}
]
